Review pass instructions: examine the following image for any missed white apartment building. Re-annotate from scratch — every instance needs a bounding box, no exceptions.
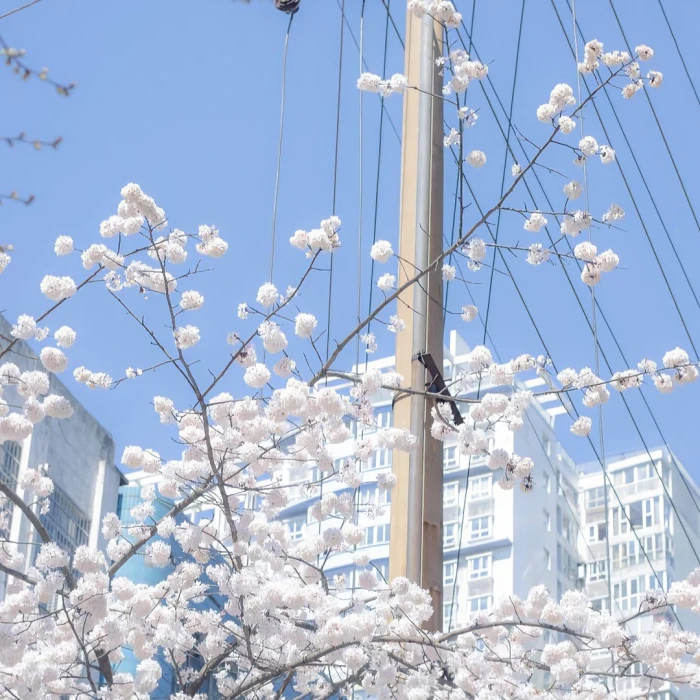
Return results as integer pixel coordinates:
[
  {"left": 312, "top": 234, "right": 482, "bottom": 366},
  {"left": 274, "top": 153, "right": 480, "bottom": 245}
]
[
  {"left": 578, "top": 447, "right": 700, "bottom": 700},
  {"left": 276, "top": 330, "right": 581, "bottom": 630},
  {"left": 0, "top": 314, "right": 124, "bottom": 599}
]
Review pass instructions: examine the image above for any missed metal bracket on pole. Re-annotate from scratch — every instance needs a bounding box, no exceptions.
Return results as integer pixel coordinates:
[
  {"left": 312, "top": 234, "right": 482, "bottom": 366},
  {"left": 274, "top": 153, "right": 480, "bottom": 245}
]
[{"left": 414, "top": 352, "right": 464, "bottom": 426}]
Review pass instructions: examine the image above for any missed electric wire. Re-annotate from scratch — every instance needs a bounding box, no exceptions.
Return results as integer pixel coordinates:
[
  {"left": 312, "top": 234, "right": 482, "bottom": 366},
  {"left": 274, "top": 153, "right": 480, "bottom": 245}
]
[
  {"left": 607, "top": 0, "right": 700, "bottom": 243},
  {"left": 365, "top": 0, "right": 394, "bottom": 369},
  {"left": 656, "top": 0, "right": 700, "bottom": 109},
  {"left": 440, "top": 8, "right": 682, "bottom": 617},
  {"left": 446, "top": 0, "right": 525, "bottom": 632},
  {"left": 324, "top": 0, "right": 346, "bottom": 371},
  {"left": 355, "top": 0, "right": 367, "bottom": 370},
  {"left": 551, "top": 0, "right": 700, "bottom": 522},
  {"left": 446, "top": 140, "right": 681, "bottom": 625},
  {"left": 453, "top": 3, "right": 700, "bottom": 554},
  {"left": 270, "top": 13, "right": 295, "bottom": 281}
]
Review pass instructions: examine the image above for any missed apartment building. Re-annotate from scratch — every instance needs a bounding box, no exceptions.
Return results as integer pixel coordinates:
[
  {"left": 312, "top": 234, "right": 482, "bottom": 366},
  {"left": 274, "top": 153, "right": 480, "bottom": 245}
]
[
  {"left": 578, "top": 447, "right": 700, "bottom": 700},
  {"left": 0, "top": 314, "right": 124, "bottom": 600}
]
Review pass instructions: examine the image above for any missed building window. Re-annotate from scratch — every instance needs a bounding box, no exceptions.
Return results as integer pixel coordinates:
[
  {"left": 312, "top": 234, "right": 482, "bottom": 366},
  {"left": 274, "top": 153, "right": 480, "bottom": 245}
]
[
  {"left": 468, "top": 516, "right": 491, "bottom": 542},
  {"left": 468, "top": 596, "right": 490, "bottom": 614},
  {"left": 588, "top": 560, "right": 607, "bottom": 582},
  {"left": 444, "top": 445, "right": 459, "bottom": 471},
  {"left": 543, "top": 547, "right": 551, "bottom": 570},
  {"left": 613, "top": 541, "right": 639, "bottom": 570},
  {"left": 613, "top": 466, "right": 635, "bottom": 486},
  {"left": 362, "top": 523, "right": 391, "bottom": 547},
  {"left": 543, "top": 472, "right": 551, "bottom": 494},
  {"left": 444, "top": 560, "right": 457, "bottom": 586},
  {"left": 444, "top": 522, "right": 458, "bottom": 549},
  {"left": 287, "top": 517, "right": 305, "bottom": 541},
  {"left": 543, "top": 509, "right": 550, "bottom": 532},
  {"left": 590, "top": 597, "right": 610, "bottom": 613},
  {"left": 0, "top": 441, "right": 21, "bottom": 538},
  {"left": 368, "top": 448, "right": 392, "bottom": 471},
  {"left": 557, "top": 580, "right": 563, "bottom": 601},
  {"left": 557, "top": 543, "right": 562, "bottom": 571},
  {"left": 586, "top": 486, "right": 605, "bottom": 508},
  {"left": 443, "top": 482, "right": 459, "bottom": 508},
  {"left": 612, "top": 506, "right": 630, "bottom": 536},
  {"left": 467, "top": 554, "right": 490, "bottom": 579},
  {"left": 556, "top": 506, "right": 562, "bottom": 535},
  {"left": 372, "top": 560, "right": 389, "bottom": 581},
  {"left": 443, "top": 602, "right": 454, "bottom": 623},
  {"left": 643, "top": 497, "right": 660, "bottom": 528},
  {"left": 376, "top": 406, "right": 392, "bottom": 429},
  {"left": 614, "top": 576, "right": 647, "bottom": 612},
  {"left": 40, "top": 484, "right": 91, "bottom": 554},
  {"left": 0, "top": 441, "right": 21, "bottom": 489},
  {"left": 587, "top": 521, "right": 607, "bottom": 543},
  {"left": 359, "top": 483, "right": 391, "bottom": 507},
  {"left": 469, "top": 474, "right": 491, "bottom": 500}
]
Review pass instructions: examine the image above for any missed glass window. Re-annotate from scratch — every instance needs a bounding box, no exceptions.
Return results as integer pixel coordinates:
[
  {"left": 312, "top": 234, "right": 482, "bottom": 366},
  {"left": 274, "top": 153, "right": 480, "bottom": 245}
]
[
  {"left": 629, "top": 501, "right": 644, "bottom": 528},
  {"left": 376, "top": 407, "right": 392, "bottom": 429},
  {"left": 469, "top": 596, "right": 490, "bottom": 614},
  {"left": 467, "top": 555, "right": 490, "bottom": 579},
  {"left": 444, "top": 522, "right": 458, "bottom": 549},
  {"left": 557, "top": 543, "right": 562, "bottom": 571},
  {"left": 443, "top": 482, "right": 459, "bottom": 508},
  {"left": 469, "top": 474, "right": 491, "bottom": 500},
  {"left": 588, "top": 521, "right": 607, "bottom": 543},
  {"left": 0, "top": 441, "right": 21, "bottom": 489},
  {"left": 543, "top": 472, "right": 551, "bottom": 494},
  {"left": 644, "top": 496, "right": 659, "bottom": 528},
  {"left": 543, "top": 509, "right": 550, "bottom": 531},
  {"left": 375, "top": 524, "right": 390, "bottom": 544},
  {"left": 373, "top": 560, "right": 389, "bottom": 581},
  {"left": 588, "top": 560, "right": 607, "bottom": 582},
  {"left": 443, "top": 602, "right": 454, "bottom": 622},
  {"left": 468, "top": 516, "right": 491, "bottom": 542},
  {"left": 444, "top": 445, "right": 459, "bottom": 471},
  {"left": 368, "top": 448, "right": 392, "bottom": 470},
  {"left": 287, "top": 517, "right": 305, "bottom": 541},
  {"left": 586, "top": 486, "right": 605, "bottom": 508},
  {"left": 444, "top": 560, "right": 457, "bottom": 586},
  {"left": 544, "top": 547, "right": 551, "bottom": 570},
  {"left": 556, "top": 506, "right": 562, "bottom": 535},
  {"left": 40, "top": 484, "right": 91, "bottom": 553}
]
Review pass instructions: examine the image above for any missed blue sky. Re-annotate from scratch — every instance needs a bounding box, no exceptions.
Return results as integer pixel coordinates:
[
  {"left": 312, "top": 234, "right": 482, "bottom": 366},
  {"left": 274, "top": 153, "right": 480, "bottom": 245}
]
[{"left": 2, "top": 0, "right": 700, "bottom": 483}]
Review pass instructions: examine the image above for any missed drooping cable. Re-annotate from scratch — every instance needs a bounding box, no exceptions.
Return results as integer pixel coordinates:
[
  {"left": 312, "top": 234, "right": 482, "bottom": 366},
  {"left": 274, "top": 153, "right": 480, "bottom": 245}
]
[
  {"left": 270, "top": 12, "right": 295, "bottom": 281},
  {"left": 552, "top": 0, "right": 700, "bottom": 523},
  {"left": 324, "top": 0, "right": 346, "bottom": 371},
  {"left": 355, "top": 0, "right": 367, "bottom": 369},
  {"left": 441, "top": 11, "right": 683, "bottom": 614},
  {"left": 364, "top": 0, "right": 393, "bottom": 370},
  {"left": 656, "top": 0, "right": 700, "bottom": 108}
]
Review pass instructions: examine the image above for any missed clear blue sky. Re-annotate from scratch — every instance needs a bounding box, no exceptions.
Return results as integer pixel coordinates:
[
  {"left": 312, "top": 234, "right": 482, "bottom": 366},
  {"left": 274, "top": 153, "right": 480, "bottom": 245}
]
[{"left": 2, "top": 0, "right": 700, "bottom": 483}]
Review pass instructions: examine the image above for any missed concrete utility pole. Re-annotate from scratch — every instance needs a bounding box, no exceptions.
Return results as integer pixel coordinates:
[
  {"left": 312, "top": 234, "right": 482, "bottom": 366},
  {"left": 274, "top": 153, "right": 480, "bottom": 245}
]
[{"left": 389, "top": 7, "right": 444, "bottom": 632}]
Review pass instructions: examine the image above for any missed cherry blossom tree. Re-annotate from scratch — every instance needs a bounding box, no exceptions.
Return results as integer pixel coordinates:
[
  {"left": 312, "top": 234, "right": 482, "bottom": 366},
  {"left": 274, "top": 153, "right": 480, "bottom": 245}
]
[{"left": 0, "top": 2, "right": 699, "bottom": 698}]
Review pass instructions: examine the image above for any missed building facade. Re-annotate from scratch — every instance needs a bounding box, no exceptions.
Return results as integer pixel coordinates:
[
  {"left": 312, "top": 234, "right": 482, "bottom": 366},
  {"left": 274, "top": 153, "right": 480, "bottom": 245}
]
[
  {"left": 0, "top": 314, "right": 123, "bottom": 600},
  {"left": 275, "top": 330, "right": 581, "bottom": 630},
  {"left": 578, "top": 447, "right": 700, "bottom": 700}
]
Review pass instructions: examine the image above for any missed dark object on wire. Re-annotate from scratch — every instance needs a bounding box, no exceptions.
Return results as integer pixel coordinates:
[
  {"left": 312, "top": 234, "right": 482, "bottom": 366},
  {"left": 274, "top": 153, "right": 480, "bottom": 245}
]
[
  {"left": 415, "top": 352, "right": 465, "bottom": 426},
  {"left": 275, "top": 0, "right": 300, "bottom": 13}
]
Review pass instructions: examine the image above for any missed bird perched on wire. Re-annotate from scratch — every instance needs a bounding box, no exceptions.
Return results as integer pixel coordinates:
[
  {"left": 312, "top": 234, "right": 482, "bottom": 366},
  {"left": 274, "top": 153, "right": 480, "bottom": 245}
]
[{"left": 275, "top": 0, "right": 300, "bottom": 13}]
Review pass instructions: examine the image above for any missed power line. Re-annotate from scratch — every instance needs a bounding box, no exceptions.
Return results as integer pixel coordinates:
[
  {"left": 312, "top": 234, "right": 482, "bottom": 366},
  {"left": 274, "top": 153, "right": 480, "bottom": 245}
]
[
  {"left": 551, "top": 0, "right": 700, "bottom": 525},
  {"left": 324, "top": 0, "right": 346, "bottom": 370},
  {"left": 440, "top": 8, "right": 684, "bottom": 618},
  {"left": 607, "top": 0, "right": 700, "bottom": 243},
  {"left": 365, "top": 0, "right": 393, "bottom": 364},
  {"left": 270, "top": 12, "right": 295, "bottom": 281},
  {"left": 447, "top": 0, "right": 526, "bottom": 633},
  {"left": 656, "top": 0, "right": 700, "bottom": 109}
]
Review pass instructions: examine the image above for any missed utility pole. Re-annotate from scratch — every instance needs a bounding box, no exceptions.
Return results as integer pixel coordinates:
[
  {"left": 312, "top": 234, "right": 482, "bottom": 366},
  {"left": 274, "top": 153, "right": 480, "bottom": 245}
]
[{"left": 389, "top": 7, "right": 444, "bottom": 632}]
